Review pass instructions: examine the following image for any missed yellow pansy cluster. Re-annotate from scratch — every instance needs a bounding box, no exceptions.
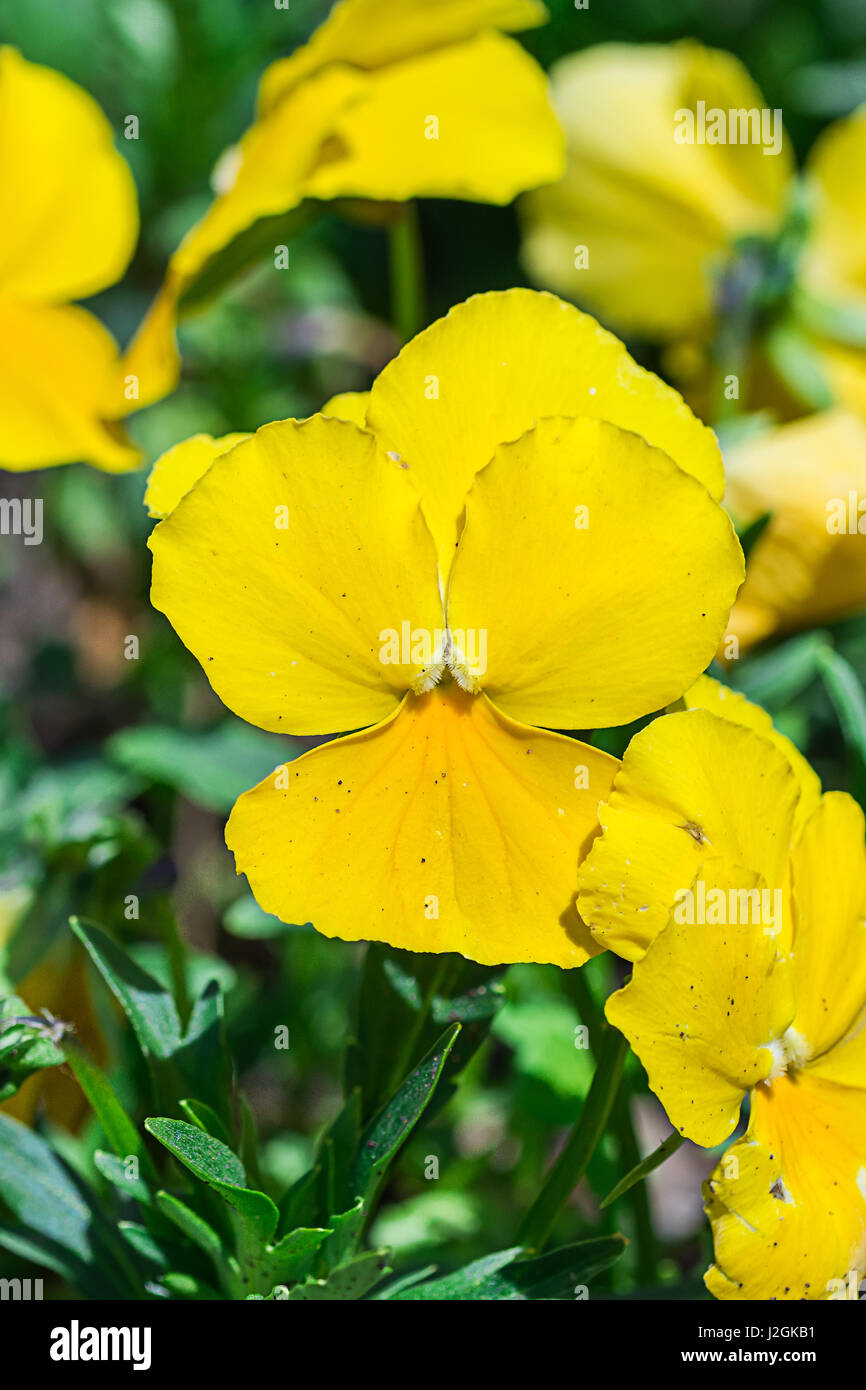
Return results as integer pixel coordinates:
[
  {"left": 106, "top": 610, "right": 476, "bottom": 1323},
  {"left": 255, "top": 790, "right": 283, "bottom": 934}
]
[
  {"left": 4, "top": 0, "right": 864, "bottom": 1309},
  {"left": 523, "top": 39, "right": 866, "bottom": 651},
  {"left": 578, "top": 676, "right": 866, "bottom": 1300}
]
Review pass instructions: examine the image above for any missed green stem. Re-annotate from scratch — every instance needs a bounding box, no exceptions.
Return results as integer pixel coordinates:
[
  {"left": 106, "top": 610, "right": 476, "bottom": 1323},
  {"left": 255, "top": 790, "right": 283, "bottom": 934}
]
[
  {"left": 518, "top": 1021, "right": 628, "bottom": 1254},
  {"left": 565, "top": 965, "right": 658, "bottom": 1281},
  {"left": 388, "top": 202, "right": 426, "bottom": 343}
]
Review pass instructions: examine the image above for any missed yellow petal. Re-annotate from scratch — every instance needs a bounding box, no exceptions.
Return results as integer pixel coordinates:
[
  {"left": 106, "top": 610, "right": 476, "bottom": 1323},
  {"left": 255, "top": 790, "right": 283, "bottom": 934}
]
[
  {"left": 723, "top": 411, "right": 866, "bottom": 649},
  {"left": 0, "top": 298, "right": 139, "bottom": 472},
  {"left": 320, "top": 390, "right": 370, "bottom": 426},
  {"left": 0, "top": 47, "right": 137, "bottom": 302},
  {"left": 705, "top": 1071, "right": 866, "bottom": 1299},
  {"left": 366, "top": 288, "right": 725, "bottom": 572},
  {"left": 149, "top": 415, "right": 443, "bottom": 735},
  {"left": 258, "top": 0, "right": 548, "bottom": 112},
  {"left": 679, "top": 674, "right": 821, "bottom": 833},
  {"left": 605, "top": 864, "right": 796, "bottom": 1147},
  {"left": 801, "top": 106, "right": 866, "bottom": 311},
  {"left": 788, "top": 792, "right": 866, "bottom": 1063},
  {"left": 447, "top": 417, "right": 742, "bottom": 728},
  {"left": 577, "top": 710, "right": 801, "bottom": 961},
  {"left": 145, "top": 432, "right": 251, "bottom": 519},
  {"left": 303, "top": 34, "right": 564, "bottom": 208},
  {"left": 521, "top": 41, "right": 790, "bottom": 339},
  {"left": 121, "top": 66, "right": 366, "bottom": 408},
  {"left": 121, "top": 279, "right": 184, "bottom": 412},
  {"left": 226, "top": 685, "right": 618, "bottom": 966}
]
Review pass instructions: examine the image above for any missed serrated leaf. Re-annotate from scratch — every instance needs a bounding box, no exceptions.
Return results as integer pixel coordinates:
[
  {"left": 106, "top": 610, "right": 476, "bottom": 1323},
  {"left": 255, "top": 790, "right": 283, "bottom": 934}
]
[{"left": 289, "top": 1249, "right": 391, "bottom": 1301}]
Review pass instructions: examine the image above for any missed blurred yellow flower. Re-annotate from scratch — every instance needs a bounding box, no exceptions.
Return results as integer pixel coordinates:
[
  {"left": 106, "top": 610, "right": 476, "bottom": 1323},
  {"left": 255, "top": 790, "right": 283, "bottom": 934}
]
[
  {"left": 521, "top": 40, "right": 866, "bottom": 420},
  {"left": 0, "top": 47, "right": 139, "bottom": 472},
  {"left": 722, "top": 410, "right": 866, "bottom": 653},
  {"left": 578, "top": 681, "right": 866, "bottom": 1300},
  {"left": 124, "top": 0, "right": 565, "bottom": 409},
  {"left": 147, "top": 289, "right": 742, "bottom": 967}
]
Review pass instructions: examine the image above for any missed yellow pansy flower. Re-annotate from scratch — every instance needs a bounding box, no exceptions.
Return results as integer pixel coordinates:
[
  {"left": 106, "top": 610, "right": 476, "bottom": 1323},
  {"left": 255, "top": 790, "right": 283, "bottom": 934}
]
[
  {"left": 124, "top": 0, "right": 565, "bottom": 409},
  {"left": 521, "top": 41, "right": 866, "bottom": 420},
  {"left": 0, "top": 47, "right": 139, "bottom": 472},
  {"left": 521, "top": 42, "right": 791, "bottom": 342},
  {"left": 577, "top": 683, "right": 866, "bottom": 1300},
  {"left": 147, "top": 289, "right": 743, "bottom": 967},
  {"left": 722, "top": 410, "right": 866, "bottom": 653}
]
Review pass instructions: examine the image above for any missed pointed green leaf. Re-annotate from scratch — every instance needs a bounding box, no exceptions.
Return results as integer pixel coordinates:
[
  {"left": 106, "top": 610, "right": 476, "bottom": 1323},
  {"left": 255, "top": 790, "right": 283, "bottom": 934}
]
[
  {"left": 393, "top": 1236, "right": 627, "bottom": 1300},
  {"left": 348, "top": 1023, "right": 460, "bottom": 1211}
]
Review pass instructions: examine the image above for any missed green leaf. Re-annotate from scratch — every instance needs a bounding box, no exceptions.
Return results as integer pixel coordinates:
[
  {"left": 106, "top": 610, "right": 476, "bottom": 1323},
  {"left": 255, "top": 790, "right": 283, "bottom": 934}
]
[
  {"left": 347, "top": 1023, "right": 460, "bottom": 1214},
  {"left": 264, "top": 1227, "right": 332, "bottom": 1287},
  {"left": 816, "top": 646, "right": 866, "bottom": 806},
  {"left": 289, "top": 1249, "right": 391, "bottom": 1301},
  {"left": 65, "top": 1045, "right": 154, "bottom": 1175},
  {"left": 345, "top": 947, "right": 503, "bottom": 1120},
  {"left": 393, "top": 1236, "right": 627, "bottom": 1300},
  {"left": 736, "top": 510, "right": 772, "bottom": 563},
  {"left": 155, "top": 1191, "right": 225, "bottom": 1262},
  {"left": 161, "top": 1271, "right": 224, "bottom": 1299},
  {"left": 71, "top": 917, "right": 182, "bottom": 1061},
  {"left": 93, "top": 1150, "right": 153, "bottom": 1206},
  {"left": 179, "top": 1098, "right": 234, "bottom": 1148},
  {"left": 600, "top": 1132, "right": 686, "bottom": 1209},
  {"left": 223, "top": 892, "right": 299, "bottom": 938},
  {"left": 107, "top": 720, "right": 303, "bottom": 814},
  {"left": 146, "top": 1117, "right": 278, "bottom": 1254},
  {"left": 0, "top": 1112, "right": 135, "bottom": 1297},
  {"left": 763, "top": 320, "right": 834, "bottom": 411},
  {"left": 733, "top": 631, "right": 829, "bottom": 708}
]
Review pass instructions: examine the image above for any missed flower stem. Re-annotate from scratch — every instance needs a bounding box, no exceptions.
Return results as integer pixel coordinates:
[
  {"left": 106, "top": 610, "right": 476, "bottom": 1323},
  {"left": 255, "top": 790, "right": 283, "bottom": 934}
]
[
  {"left": 388, "top": 201, "right": 426, "bottom": 343},
  {"left": 518, "top": 1020, "right": 628, "bottom": 1254}
]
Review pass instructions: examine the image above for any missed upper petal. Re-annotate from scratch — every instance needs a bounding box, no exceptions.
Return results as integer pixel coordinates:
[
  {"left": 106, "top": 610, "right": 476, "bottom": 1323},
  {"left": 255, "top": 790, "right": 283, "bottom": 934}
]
[
  {"left": 303, "top": 34, "right": 565, "bottom": 208},
  {"left": 0, "top": 47, "right": 137, "bottom": 302},
  {"left": 258, "top": 0, "right": 548, "bottom": 111},
  {"left": 446, "top": 417, "right": 742, "bottom": 728},
  {"left": 679, "top": 674, "right": 821, "bottom": 834},
  {"left": 145, "top": 432, "right": 251, "bottom": 519},
  {"left": 149, "top": 414, "right": 443, "bottom": 735},
  {"left": 0, "top": 298, "right": 139, "bottom": 472},
  {"left": 705, "top": 1071, "right": 866, "bottom": 1299},
  {"left": 226, "top": 685, "right": 618, "bottom": 967},
  {"left": 365, "top": 288, "right": 725, "bottom": 572},
  {"left": 577, "top": 709, "right": 801, "bottom": 961}
]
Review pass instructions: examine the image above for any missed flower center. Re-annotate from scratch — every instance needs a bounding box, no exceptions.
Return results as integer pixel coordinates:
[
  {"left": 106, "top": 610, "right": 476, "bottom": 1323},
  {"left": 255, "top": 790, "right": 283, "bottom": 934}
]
[{"left": 765, "top": 1025, "right": 811, "bottom": 1082}]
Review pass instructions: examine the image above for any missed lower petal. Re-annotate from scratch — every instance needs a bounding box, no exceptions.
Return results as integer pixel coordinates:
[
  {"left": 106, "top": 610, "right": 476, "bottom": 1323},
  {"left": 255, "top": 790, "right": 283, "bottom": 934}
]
[
  {"left": 705, "top": 1070, "right": 866, "bottom": 1300},
  {"left": 226, "top": 685, "right": 617, "bottom": 967}
]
